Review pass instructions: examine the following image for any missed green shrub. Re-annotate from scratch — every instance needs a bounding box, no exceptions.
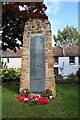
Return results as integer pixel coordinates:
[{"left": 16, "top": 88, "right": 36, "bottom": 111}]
[
  {"left": 15, "top": 68, "right": 21, "bottom": 81},
  {"left": 2, "top": 68, "right": 21, "bottom": 83},
  {"left": 0, "top": 68, "right": 2, "bottom": 84},
  {"left": 55, "top": 73, "right": 78, "bottom": 84},
  {"left": 64, "top": 73, "right": 78, "bottom": 84},
  {"left": 67, "top": 73, "right": 77, "bottom": 80},
  {"left": 55, "top": 75, "right": 63, "bottom": 81},
  {"left": 55, "top": 75, "right": 65, "bottom": 84},
  {"left": 76, "top": 69, "right": 80, "bottom": 78}
]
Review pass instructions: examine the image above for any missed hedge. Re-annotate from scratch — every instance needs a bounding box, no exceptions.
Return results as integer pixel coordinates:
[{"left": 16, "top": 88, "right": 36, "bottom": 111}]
[{"left": 1, "top": 68, "right": 21, "bottom": 83}]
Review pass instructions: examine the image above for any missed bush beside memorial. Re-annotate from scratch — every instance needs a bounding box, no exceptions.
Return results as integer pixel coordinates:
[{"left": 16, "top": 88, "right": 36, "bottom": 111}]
[{"left": 1, "top": 68, "right": 20, "bottom": 84}]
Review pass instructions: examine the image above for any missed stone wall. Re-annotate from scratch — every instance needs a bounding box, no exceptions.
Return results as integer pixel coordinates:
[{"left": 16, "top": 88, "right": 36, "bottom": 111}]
[{"left": 20, "top": 19, "right": 56, "bottom": 97}]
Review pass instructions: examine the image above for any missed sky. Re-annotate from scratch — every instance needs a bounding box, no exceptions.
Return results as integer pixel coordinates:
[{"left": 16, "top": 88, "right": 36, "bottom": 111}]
[{"left": 44, "top": 2, "right": 78, "bottom": 46}]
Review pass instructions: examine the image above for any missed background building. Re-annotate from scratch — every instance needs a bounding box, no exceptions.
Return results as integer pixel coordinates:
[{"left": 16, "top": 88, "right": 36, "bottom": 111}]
[
  {"left": 53, "top": 46, "right": 79, "bottom": 78},
  {"left": 1, "top": 46, "right": 79, "bottom": 78},
  {"left": 1, "top": 49, "right": 22, "bottom": 69}
]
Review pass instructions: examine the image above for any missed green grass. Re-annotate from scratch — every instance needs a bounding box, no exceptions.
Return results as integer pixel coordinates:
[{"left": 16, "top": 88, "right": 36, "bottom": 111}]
[{"left": 2, "top": 84, "right": 78, "bottom": 118}]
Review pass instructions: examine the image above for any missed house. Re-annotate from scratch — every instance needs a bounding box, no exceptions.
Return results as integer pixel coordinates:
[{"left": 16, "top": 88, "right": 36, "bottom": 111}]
[
  {"left": 53, "top": 46, "right": 80, "bottom": 78},
  {"left": 1, "top": 49, "right": 22, "bottom": 69},
  {"left": 1, "top": 46, "right": 80, "bottom": 78}
]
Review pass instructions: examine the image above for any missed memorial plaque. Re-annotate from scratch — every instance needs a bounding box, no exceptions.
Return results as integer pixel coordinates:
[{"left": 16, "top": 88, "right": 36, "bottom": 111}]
[{"left": 30, "top": 33, "right": 45, "bottom": 93}]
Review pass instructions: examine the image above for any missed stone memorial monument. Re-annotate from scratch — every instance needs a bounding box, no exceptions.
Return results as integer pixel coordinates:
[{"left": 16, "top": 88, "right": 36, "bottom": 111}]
[{"left": 20, "top": 19, "right": 56, "bottom": 97}]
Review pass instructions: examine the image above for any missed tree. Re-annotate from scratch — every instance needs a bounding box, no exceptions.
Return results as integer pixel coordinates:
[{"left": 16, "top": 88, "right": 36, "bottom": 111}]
[
  {"left": 2, "top": 2, "right": 48, "bottom": 52},
  {"left": 53, "top": 25, "right": 80, "bottom": 47}
]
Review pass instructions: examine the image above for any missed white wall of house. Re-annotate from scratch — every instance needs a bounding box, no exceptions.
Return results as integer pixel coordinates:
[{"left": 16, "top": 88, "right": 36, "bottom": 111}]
[
  {"left": 54, "top": 57, "right": 79, "bottom": 78},
  {"left": 1, "top": 58, "right": 22, "bottom": 69}
]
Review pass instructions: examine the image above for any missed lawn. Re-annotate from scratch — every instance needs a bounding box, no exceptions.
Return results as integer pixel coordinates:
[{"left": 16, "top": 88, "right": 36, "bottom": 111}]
[{"left": 2, "top": 84, "right": 78, "bottom": 119}]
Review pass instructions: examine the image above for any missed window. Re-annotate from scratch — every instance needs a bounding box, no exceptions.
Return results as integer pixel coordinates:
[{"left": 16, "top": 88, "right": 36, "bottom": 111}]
[
  {"left": 54, "top": 57, "right": 58, "bottom": 64},
  {"left": 69, "top": 56, "right": 75, "bottom": 65},
  {"left": 7, "top": 58, "right": 9, "bottom": 63}
]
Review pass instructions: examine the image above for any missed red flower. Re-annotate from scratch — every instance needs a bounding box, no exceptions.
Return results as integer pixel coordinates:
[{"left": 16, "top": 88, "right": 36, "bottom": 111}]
[
  {"left": 17, "top": 95, "right": 49, "bottom": 105},
  {"left": 17, "top": 96, "right": 25, "bottom": 102},
  {"left": 38, "top": 97, "right": 48, "bottom": 105}
]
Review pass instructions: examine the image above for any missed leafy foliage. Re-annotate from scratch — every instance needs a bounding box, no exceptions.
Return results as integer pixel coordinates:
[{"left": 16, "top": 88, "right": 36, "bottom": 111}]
[
  {"left": 55, "top": 73, "right": 78, "bottom": 84},
  {"left": 76, "top": 69, "right": 80, "bottom": 78},
  {"left": 2, "top": 68, "right": 21, "bottom": 83},
  {"left": 2, "top": 2, "right": 48, "bottom": 52},
  {"left": 27, "top": 100, "right": 38, "bottom": 105},
  {"left": 53, "top": 25, "right": 80, "bottom": 47},
  {"left": 67, "top": 73, "right": 77, "bottom": 80}
]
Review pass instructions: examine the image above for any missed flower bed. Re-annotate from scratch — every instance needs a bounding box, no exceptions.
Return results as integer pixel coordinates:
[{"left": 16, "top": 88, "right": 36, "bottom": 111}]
[{"left": 17, "top": 95, "right": 49, "bottom": 105}]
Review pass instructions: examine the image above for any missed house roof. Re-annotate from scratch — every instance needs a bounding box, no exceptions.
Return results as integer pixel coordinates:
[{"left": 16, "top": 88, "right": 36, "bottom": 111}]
[
  {"left": 63, "top": 46, "right": 79, "bottom": 56},
  {"left": 1, "top": 46, "right": 80, "bottom": 58},
  {"left": 2, "top": 49, "right": 22, "bottom": 58},
  {"left": 53, "top": 47, "right": 63, "bottom": 56},
  {"left": 53, "top": 46, "right": 80, "bottom": 57}
]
